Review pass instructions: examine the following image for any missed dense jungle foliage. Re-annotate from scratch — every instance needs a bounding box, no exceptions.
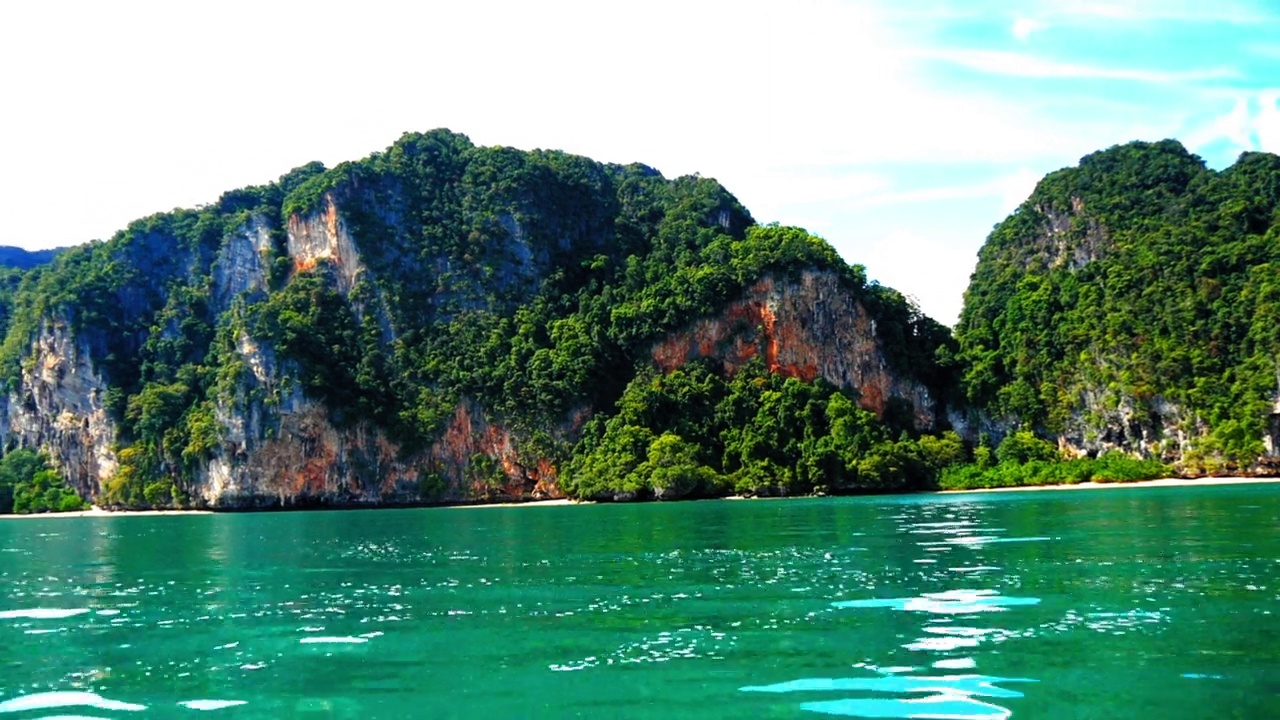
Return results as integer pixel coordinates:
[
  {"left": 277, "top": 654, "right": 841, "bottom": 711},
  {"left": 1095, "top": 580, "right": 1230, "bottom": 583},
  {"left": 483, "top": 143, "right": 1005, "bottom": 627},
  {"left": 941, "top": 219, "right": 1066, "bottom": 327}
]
[
  {"left": 0, "top": 449, "right": 86, "bottom": 514},
  {"left": 0, "top": 130, "right": 954, "bottom": 507},
  {"left": 936, "top": 431, "right": 1168, "bottom": 491},
  {"left": 957, "top": 140, "right": 1280, "bottom": 472},
  {"left": 562, "top": 359, "right": 966, "bottom": 500}
]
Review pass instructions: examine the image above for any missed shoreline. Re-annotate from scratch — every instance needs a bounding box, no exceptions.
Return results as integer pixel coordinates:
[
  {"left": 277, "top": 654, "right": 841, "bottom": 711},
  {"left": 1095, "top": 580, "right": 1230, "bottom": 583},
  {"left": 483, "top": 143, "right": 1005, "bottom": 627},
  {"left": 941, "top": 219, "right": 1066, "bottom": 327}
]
[
  {"left": 0, "top": 506, "right": 214, "bottom": 520},
  {"left": 4, "top": 476, "right": 1278, "bottom": 518},
  {"left": 938, "top": 476, "right": 1280, "bottom": 494},
  {"left": 446, "top": 498, "right": 579, "bottom": 509}
]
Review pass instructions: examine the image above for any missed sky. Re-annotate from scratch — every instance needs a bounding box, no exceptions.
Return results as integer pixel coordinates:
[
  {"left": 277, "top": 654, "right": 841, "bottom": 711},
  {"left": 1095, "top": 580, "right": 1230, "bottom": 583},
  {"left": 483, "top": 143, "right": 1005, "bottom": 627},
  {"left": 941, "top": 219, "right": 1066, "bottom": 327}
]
[{"left": 1, "top": 0, "right": 1278, "bottom": 325}]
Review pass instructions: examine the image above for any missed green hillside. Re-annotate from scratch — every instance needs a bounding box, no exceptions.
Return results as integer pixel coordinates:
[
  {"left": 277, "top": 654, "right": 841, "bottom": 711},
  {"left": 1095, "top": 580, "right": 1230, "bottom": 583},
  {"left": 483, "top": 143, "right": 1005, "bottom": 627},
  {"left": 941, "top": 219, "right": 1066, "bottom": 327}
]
[{"left": 957, "top": 140, "right": 1280, "bottom": 473}]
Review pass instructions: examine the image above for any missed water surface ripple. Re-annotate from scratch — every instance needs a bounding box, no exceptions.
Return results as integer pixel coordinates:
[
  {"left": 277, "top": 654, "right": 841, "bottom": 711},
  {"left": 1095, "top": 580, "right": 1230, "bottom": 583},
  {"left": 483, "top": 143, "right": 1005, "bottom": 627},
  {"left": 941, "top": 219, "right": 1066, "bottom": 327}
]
[{"left": 2, "top": 484, "right": 1279, "bottom": 717}]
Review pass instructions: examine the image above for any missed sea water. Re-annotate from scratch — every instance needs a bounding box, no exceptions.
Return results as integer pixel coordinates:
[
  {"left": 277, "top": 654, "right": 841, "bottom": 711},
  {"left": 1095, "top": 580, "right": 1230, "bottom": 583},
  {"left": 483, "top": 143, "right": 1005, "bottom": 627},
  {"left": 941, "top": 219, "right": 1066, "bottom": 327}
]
[{"left": 2, "top": 484, "right": 1278, "bottom": 718}]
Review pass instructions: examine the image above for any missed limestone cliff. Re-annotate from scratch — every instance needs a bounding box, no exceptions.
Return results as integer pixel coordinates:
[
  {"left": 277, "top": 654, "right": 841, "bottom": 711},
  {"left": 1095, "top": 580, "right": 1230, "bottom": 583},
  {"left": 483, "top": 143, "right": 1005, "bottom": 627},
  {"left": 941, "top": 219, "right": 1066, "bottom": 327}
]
[
  {"left": 0, "top": 129, "right": 955, "bottom": 507},
  {"left": 0, "top": 322, "right": 117, "bottom": 499}
]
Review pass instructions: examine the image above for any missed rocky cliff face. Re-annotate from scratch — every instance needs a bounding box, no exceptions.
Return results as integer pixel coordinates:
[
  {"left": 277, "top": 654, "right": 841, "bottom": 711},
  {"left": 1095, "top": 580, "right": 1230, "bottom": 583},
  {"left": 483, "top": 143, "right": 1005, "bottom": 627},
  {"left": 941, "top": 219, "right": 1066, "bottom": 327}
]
[
  {"left": 1, "top": 322, "right": 118, "bottom": 499},
  {"left": 197, "top": 326, "right": 564, "bottom": 508},
  {"left": 651, "top": 271, "right": 937, "bottom": 428},
  {"left": 288, "top": 196, "right": 369, "bottom": 297},
  {"left": 212, "top": 216, "right": 273, "bottom": 306},
  {"left": 200, "top": 200, "right": 570, "bottom": 507},
  {"left": 1020, "top": 197, "right": 1109, "bottom": 273},
  {"left": 1055, "top": 389, "right": 1192, "bottom": 461}
]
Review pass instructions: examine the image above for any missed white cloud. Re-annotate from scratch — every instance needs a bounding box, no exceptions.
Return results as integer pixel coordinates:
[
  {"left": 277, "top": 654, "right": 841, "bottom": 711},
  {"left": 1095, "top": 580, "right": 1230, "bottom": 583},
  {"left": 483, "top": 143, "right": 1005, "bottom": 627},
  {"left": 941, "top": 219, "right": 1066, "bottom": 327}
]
[
  {"left": 1011, "top": 18, "right": 1047, "bottom": 41},
  {"left": 999, "top": 168, "right": 1044, "bottom": 213},
  {"left": 731, "top": 170, "right": 890, "bottom": 222},
  {"left": 1258, "top": 91, "right": 1280, "bottom": 153},
  {"left": 1184, "top": 92, "right": 1280, "bottom": 158},
  {"left": 926, "top": 49, "right": 1237, "bottom": 83},
  {"left": 832, "top": 169, "right": 1047, "bottom": 213},
  {"left": 846, "top": 182, "right": 995, "bottom": 209},
  {"left": 852, "top": 230, "right": 980, "bottom": 326},
  {"left": 1043, "top": 0, "right": 1276, "bottom": 23}
]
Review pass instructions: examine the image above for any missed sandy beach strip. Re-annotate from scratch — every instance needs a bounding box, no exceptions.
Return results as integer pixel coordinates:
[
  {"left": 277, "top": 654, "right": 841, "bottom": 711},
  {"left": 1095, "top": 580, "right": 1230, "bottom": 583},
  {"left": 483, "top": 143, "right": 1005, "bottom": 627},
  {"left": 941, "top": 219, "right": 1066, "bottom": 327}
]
[
  {"left": 0, "top": 507, "right": 214, "bottom": 520},
  {"left": 447, "top": 498, "right": 579, "bottom": 509},
  {"left": 940, "top": 476, "right": 1280, "bottom": 494},
  {"left": 5, "top": 477, "right": 1277, "bottom": 517},
  {"left": 2, "top": 499, "right": 579, "bottom": 518}
]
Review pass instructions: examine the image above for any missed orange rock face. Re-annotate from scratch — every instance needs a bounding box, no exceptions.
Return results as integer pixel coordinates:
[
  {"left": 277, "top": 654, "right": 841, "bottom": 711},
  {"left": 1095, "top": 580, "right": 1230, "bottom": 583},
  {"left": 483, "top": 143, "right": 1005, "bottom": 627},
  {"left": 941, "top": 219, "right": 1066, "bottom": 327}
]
[
  {"left": 429, "top": 399, "right": 571, "bottom": 499},
  {"left": 651, "top": 271, "right": 936, "bottom": 427},
  {"left": 285, "top": 193, "right": 367, "bottom": 294}
]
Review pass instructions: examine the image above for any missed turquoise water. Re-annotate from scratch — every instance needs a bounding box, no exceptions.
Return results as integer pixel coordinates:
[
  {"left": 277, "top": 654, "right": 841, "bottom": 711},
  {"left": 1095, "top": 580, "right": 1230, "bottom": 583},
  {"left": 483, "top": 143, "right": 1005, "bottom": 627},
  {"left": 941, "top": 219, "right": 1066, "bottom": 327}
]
[{"left": 2, "top": 484, "right": 1279, "bottom": 718}]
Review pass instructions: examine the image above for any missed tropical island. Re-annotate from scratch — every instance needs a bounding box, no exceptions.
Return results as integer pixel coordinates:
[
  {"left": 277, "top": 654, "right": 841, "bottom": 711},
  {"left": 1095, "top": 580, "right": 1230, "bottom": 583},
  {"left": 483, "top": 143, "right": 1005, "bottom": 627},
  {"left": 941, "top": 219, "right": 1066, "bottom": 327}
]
[{"left": 1, "top": 131, "right": 1278, "bottom": 513}]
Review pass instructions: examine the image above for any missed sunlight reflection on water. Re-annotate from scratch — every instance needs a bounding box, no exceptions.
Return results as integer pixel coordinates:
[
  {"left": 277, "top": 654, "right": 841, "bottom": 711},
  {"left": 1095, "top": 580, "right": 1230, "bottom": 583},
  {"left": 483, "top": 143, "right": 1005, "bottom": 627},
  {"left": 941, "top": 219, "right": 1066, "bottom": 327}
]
[
  {"left": 832, "top": 590, "right": 1041, "bottom": 614},
  {"left": 741, "top": 673, "right": 1037, "bottom": 720},
  {"left": 737, "top": 500, "right": 1056, "bottom": 719}
]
